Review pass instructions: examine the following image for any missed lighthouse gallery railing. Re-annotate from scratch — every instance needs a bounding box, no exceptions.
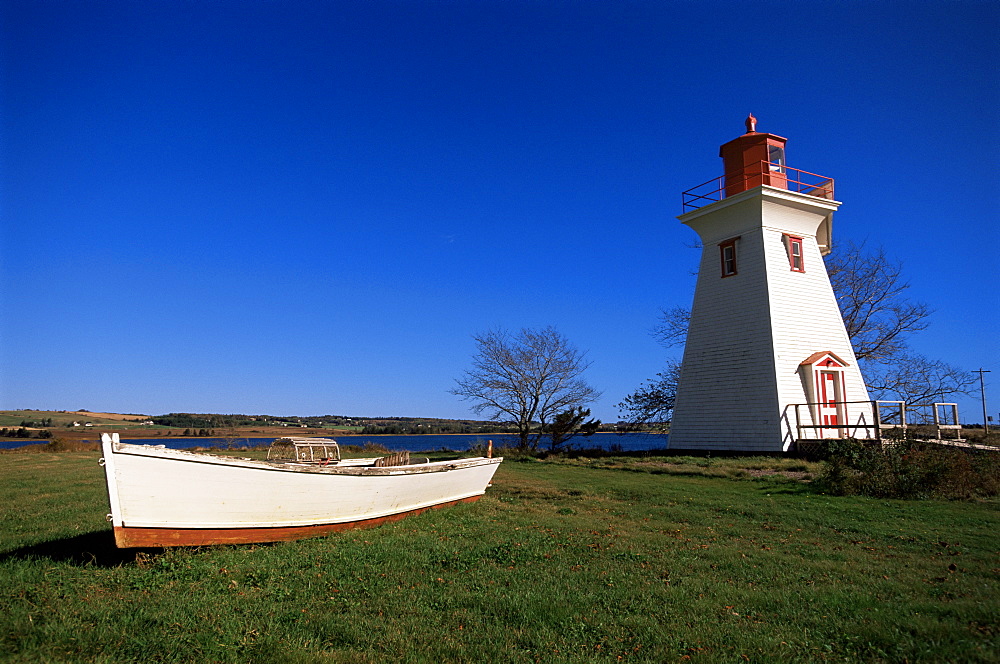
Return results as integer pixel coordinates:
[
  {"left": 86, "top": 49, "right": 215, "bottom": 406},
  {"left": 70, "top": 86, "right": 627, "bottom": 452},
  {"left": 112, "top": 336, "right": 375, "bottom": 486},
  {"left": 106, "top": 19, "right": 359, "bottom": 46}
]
[{"left": 682, "top": 161, "right": 835, "bottom": 212}]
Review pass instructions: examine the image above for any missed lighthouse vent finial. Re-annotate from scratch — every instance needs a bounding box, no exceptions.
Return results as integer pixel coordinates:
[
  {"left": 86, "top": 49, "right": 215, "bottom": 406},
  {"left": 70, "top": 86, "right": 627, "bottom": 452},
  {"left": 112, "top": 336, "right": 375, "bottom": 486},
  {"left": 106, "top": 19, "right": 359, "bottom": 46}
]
[{"left": 745, "top": 113, "right": 757, "bottom": 133}]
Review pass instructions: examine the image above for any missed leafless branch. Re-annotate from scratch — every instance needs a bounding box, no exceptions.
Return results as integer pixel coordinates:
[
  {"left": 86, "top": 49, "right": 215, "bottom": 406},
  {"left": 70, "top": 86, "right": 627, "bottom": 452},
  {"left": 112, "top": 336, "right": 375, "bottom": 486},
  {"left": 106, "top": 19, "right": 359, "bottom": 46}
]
[
  {"left": 864, "top": 354, "right": 976, "bottom": 405},
  {"left": 451, "top": 327, "right": 601, "bottom": 451},
  {"left": 824, "top": 241, "right": 931, "bottom": 363},
  {"left": 651, "top": 307, "right": 690, "bottom": 350}
]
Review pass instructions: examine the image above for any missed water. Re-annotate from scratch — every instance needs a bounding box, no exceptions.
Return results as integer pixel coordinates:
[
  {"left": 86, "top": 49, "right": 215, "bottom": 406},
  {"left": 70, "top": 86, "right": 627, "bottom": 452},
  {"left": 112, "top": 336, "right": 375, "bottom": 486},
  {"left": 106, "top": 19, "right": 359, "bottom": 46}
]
[{"left": 1, "top": 432, "right": 668, "bottom": 452}]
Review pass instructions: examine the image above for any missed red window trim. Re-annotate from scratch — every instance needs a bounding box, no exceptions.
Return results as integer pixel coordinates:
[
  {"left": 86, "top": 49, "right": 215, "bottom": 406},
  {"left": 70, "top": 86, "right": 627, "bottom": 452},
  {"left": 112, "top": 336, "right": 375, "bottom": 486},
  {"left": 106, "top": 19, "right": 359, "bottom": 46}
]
[
  {"left": 784, "top": 234, "right": 804, "bottom": 272},
  {"left": 719, "top": 237, "right": 739, "bottom": 277}
]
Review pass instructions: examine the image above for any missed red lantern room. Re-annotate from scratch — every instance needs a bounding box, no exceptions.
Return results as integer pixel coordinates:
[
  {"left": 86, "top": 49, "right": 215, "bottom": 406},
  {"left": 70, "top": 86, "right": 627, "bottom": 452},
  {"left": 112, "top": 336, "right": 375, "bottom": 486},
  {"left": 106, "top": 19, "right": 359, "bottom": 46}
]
[{"left": 718, "top": 113, "right": 788, "bottom": 197}]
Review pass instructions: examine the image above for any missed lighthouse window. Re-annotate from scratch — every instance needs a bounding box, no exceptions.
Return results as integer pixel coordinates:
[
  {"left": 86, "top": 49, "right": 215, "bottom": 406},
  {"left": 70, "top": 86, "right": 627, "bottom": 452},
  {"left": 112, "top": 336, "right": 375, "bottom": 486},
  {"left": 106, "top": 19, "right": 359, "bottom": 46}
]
[
  {"left": 768, "top": 145, "right": 785, "bottom": 173},
  {"left": 784, "top": 235, "right": 804, "bottom": 272},
  {"left": 719, "top": 238, "right": 738, "bottom": 277}
]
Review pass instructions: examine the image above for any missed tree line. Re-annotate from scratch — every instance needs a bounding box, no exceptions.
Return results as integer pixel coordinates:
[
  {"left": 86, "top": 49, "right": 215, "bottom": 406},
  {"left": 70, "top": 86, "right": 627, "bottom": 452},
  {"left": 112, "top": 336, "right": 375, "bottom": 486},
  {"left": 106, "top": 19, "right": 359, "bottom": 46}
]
[
  {"left": 1, "top": 428, "right": 54, "bottom": 439},
  {"left": 18, "top": 418, "right": 54, "bottom": 427},
  {"left": 360, "top": 422, "right": 515, "bottom": 436},
  {"left": 150, "top": 414, "right": 265, "bottom": 429}
]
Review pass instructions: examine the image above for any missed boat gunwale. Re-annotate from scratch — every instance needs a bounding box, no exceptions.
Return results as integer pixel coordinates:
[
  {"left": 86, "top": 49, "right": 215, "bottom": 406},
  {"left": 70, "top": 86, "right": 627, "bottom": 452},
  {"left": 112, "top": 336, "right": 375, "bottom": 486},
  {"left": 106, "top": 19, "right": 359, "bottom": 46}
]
[{"left": 108, "top": 441, "right": 503, "bottom": 476}]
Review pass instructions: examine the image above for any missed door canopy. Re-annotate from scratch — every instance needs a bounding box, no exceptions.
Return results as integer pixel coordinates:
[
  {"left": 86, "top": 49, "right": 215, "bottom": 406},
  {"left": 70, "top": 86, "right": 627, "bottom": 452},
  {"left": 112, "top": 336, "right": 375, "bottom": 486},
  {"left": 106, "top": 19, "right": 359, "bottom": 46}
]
[{"left": 800, "top": 351, "right": 848, "bottom": 370}]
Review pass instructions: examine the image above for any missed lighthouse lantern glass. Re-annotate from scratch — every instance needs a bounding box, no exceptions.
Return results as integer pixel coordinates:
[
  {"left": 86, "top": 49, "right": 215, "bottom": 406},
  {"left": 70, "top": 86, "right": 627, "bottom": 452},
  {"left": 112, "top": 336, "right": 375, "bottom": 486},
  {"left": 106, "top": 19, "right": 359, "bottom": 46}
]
[{"left": 768, "top": 144, "right": 785, "bottom": 172}]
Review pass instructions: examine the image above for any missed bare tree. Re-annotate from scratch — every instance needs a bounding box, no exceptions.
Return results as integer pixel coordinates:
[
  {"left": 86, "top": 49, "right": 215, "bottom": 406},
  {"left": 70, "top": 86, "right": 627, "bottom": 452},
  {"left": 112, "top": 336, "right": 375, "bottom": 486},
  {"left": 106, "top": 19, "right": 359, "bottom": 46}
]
[
  {"left": 622, "top": 242, "right": 973, "bottom": 425},
  {"left": 824, "top": 242, "right": 931, "bottom": 362},
  {"left": 866, "top": 353, "right": 977, "bottom": 405},
  {"left": 825, "top": 242, "right": 974, "bottom": 403},
  {"left": 222, "top": 425, "right": 245, "bottom": 450},
  {"left": 451, "top": 327, "right": 601, "bottom": 452},
  {"left": 651, "top": 306, "right": 690, "bottom": 350}
]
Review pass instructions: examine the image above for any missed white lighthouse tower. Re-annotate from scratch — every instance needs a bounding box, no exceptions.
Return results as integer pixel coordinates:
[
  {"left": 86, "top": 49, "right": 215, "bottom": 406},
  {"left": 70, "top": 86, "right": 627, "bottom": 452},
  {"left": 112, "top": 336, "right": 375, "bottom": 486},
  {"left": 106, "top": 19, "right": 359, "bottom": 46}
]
[{"left": 669, "top": 116, "right": 870, "bottom": 452}]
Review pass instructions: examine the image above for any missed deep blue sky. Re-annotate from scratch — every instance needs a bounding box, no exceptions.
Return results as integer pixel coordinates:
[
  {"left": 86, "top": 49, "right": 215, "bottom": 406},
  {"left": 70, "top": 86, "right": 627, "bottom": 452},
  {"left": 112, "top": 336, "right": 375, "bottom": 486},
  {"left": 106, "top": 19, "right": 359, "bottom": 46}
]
[{"left": 2, "top": 1, "right": 997, "bottom": 422}]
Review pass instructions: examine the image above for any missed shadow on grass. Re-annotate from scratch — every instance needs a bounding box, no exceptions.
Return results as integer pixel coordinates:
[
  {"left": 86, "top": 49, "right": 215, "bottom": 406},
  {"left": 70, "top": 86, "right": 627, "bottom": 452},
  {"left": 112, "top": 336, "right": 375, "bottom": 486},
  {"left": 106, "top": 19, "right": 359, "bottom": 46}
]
[
  {"left": 756, "top": 481, "right": 822, "bottom": 497},
  {"left": 0, "top": 530, "right": 163, "bottom": 567}
]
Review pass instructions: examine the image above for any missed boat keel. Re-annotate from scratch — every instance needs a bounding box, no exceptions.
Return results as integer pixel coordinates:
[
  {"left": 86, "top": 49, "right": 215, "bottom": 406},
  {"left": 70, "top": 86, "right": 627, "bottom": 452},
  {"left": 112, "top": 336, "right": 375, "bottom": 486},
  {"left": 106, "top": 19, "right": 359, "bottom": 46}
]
[{"left": 113, "top": 495, "right": 482, "bottom": 548}]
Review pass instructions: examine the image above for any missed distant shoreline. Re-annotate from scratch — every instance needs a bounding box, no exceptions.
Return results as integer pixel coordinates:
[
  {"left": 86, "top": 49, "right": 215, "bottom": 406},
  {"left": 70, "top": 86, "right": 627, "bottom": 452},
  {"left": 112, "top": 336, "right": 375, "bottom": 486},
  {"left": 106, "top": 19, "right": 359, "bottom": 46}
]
[
  {"left": 0, "top": 429, "right": 658, "bottom": 443},
  {"left": 0, "top": 409, "right": 656, "bottom": 443}
]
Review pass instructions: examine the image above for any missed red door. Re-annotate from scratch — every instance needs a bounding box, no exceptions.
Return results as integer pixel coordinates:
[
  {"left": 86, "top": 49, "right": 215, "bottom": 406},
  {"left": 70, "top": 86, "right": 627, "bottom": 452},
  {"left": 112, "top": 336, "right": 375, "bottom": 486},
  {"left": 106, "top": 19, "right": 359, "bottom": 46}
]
[{"left": 818, "top": 371, "right": 841, "bottom": 438}]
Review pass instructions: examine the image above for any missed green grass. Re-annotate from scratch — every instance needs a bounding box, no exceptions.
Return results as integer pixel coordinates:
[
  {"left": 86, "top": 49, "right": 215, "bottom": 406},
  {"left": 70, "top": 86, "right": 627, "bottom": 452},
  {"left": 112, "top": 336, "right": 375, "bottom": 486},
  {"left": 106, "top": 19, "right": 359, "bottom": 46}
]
[{"left": 1, "top": 453, "right": 997, "bottom": 663}]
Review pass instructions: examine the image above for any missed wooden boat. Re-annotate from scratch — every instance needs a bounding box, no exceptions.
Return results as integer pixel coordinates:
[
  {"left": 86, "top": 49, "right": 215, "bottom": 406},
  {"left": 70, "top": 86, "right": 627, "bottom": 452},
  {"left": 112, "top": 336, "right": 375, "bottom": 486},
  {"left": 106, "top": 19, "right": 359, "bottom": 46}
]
[{"left": 100, "top": 433, "right": 502, "bottom": 548}]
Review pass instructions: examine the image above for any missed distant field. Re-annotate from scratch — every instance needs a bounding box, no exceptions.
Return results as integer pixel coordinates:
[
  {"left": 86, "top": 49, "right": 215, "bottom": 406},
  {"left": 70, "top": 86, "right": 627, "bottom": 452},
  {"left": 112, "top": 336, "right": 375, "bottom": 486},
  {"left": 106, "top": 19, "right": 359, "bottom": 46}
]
[
  {"left": 1, "top": 451, "right": 996, "bottom": 662},
  {"left": 0, "top": 409, "right": 149, "bottom": 421},
  {"left": 0, "top": 410, "right": 150, "bottom": 424},
  {"left": 0, "top": 409, "right": 149, "bottom": 428},
  {"left": 63, "top": 410, "right": 151, "bottom": 421},
  {"left": 0, "top": 410, "right": 366, "bottom": 442}
]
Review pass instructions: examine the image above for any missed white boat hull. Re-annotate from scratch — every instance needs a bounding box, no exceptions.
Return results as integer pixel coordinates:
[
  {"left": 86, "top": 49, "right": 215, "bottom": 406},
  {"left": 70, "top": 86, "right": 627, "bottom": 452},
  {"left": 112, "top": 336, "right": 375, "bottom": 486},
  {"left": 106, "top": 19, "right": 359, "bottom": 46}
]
[{"left": 100, "top": 438, "right": 502, "bottom": 548}]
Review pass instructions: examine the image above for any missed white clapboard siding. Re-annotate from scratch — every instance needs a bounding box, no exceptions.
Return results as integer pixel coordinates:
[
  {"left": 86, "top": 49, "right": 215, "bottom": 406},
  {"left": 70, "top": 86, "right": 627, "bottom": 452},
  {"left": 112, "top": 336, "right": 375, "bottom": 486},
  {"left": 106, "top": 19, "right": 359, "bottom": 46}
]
[{"left": 669, "top": 186, "right": 870, "bottom": 452}]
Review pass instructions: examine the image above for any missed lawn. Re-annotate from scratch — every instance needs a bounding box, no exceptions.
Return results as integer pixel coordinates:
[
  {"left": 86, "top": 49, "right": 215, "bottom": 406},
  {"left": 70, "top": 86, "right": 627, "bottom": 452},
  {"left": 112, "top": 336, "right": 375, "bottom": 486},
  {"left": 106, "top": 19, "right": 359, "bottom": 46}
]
[{"left": 1, "top": 452, "right": 996, "bottom": 663}]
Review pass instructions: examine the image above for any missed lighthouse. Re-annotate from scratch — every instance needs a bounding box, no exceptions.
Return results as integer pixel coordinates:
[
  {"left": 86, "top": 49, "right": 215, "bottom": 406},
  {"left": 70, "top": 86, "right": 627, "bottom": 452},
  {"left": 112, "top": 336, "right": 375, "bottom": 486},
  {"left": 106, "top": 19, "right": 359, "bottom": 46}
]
[{"left": 669, "top": 116, "right": 870, "bottom": 452}]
